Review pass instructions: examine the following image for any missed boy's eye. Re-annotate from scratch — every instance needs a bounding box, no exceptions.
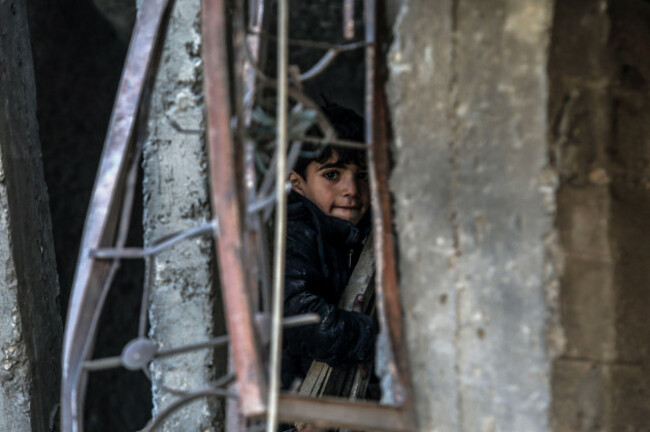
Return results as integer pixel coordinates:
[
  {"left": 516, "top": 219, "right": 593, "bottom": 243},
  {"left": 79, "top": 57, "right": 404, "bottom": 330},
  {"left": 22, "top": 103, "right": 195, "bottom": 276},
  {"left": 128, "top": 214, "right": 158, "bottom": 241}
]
[
  {"left": 356, "top": 171, "right": 369, "bottom": 181},
  {"left": 323, "top": 170, "right": 340, "bottom": 181}
]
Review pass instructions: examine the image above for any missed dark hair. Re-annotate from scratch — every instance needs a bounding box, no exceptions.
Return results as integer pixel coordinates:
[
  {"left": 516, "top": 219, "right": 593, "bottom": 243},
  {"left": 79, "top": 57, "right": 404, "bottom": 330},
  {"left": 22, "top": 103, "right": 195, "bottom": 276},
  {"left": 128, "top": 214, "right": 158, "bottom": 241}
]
[{"left": 292, "top": 102, "right": 366, "bottom": 179}]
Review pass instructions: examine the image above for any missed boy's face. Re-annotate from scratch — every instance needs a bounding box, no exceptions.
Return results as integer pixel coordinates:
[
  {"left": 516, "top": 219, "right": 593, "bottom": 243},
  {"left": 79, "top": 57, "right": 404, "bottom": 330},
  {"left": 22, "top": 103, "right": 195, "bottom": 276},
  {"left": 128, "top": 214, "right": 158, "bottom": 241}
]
[{"left": 290, "top": 154, "right": 370, "bottom": 225}]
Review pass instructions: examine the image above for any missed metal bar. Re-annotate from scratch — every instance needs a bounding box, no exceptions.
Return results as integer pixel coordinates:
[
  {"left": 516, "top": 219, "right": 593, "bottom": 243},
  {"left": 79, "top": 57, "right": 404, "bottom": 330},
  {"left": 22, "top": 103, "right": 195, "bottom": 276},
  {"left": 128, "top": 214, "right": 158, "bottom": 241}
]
[
  {"left": 144, "top": 389, "right": 239, "bottom": 432},
  {"left": 344, "top": 0, "right": 355, "bottom": 40},
  {"left": 81, "top": 356, "right": 123, "bottom": 371},
  {"left": 277, "top": 395, "right": 410, "bottom": 432},
  {"left": 156, "top": 334, "right": 230, "bottom": 358},
  {"left": 246, "top": 29, "right": 369, "bottom": 51},
  {"left": 138, "top": 255, "right": 154, "bottom": 338},
  {"left": 243, "top": 37, "right": 366, "bottom": 84},
  {"left": 242, "top": 0, "right": 266, "bottom": 125},
  {"left": 89, "top": 221, "right": 217, "bottom": 259},
  {"left": 61, "top": 1, "right": 174, "bottom": 430},
  {"left": 282, "top": 313, "right": 321, "bottom": 328},
  {"left": 266, "top": 0, "right": 289, "bottom": 429},
  {"left": 365, "top": 0, "right": 415, "bottom": 419},
  {"left": 229, "top": 2, "right": 268, "bottom": 429},
  {"left": 202, "top": 0, "right": 267, "bottom": 417}
]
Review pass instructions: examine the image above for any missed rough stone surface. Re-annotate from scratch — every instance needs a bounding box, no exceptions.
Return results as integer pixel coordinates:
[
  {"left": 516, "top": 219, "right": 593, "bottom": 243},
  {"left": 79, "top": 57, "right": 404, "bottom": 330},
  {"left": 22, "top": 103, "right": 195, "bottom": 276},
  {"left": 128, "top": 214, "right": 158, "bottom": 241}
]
[
  {"left": 142, "top": 0, "right": 226, "bottom": 430},
  {"left": 0, "top": 184, "right": 32, "bottom": 432},
  {"left": 549, "top": 1, "right": 650, "bottom": 431},
  {"left": 0, "top": 0, "right": 62, "bottom": 430},
  {"left": 387, "top": 1, "right": 557, "bottom": 430}
]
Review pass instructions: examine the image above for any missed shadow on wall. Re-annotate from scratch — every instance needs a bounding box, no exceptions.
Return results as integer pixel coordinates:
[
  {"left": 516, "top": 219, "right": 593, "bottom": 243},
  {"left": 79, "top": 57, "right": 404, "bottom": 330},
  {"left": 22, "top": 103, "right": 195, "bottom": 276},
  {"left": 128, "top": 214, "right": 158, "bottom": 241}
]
[
  {"left": 26, "top": 0, "right": 150, "bottom": 429},
  {"left": 550, "top": 0, "right": 650, "bottom": 430}
]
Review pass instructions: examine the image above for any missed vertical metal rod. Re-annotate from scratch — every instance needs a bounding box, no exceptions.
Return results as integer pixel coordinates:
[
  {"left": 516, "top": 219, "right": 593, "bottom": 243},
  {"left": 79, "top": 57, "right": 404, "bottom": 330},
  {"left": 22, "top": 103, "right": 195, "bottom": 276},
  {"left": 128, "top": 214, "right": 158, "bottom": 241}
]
[
  {"left": 344, "top": 0, "right": 355, "bottom": 40},
  {"left": 61, "top": 1, "right": 173, "bottom": 429},
  {"left": 267, "top": 0, "right": 289, "bottom": 429},
  {"left": 203, "top": 0, "right": 267, "bottom": 416},
  {"left": 364, "top": 0, "right": 413, "bottom": 410}
]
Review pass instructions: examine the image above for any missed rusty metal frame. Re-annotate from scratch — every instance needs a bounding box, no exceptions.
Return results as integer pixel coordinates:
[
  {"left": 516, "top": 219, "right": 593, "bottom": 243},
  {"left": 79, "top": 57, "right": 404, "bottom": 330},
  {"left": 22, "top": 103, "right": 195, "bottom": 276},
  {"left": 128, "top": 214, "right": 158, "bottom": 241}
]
[
  {"left": 273, "top": 1, "right": 415, "bottom": 429},
  {"left": 203, "top": 0, "right": 416, "bottom": 429},
  {"left": 61, "top": 0, "right": 415, "bottom": 430},
  {"left": 202, "top": 0, "right": 268, "bottom": 417},
  {"left": 60, "top": 1, "right": 174, "bottom": 430},
  {"left": 363, "top": 0, "right": 413, "bottom": 408}
]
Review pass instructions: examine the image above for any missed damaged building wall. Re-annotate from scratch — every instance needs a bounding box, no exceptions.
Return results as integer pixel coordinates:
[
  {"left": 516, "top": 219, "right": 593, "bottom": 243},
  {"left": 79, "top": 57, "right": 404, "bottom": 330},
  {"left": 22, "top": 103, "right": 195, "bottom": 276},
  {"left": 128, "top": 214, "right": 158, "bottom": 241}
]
[
  {"left": 388, "top": 0, "right": 650, "bottom": 431},
  {"left": 387, "top": 1, "right": 559, "bottom": 431},
  {"left": 7, "top": 0, "right": 649, "bottom": 430},
  {"left": 0, "top": 0, "right": 62, "bottom": 430},
  {"left": 550, "top": 1, "right": 650, "bottom": 431}
]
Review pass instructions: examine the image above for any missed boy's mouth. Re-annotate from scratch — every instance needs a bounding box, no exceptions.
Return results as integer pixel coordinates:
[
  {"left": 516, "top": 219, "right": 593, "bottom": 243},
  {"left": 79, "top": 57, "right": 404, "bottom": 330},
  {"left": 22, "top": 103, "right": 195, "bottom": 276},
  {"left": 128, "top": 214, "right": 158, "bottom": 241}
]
[
  {"left": 334, "top": 206, "right": 360, "bottom": 211},
  {"left": 331, "top": 205, "right": 365, "bottom": 223}
]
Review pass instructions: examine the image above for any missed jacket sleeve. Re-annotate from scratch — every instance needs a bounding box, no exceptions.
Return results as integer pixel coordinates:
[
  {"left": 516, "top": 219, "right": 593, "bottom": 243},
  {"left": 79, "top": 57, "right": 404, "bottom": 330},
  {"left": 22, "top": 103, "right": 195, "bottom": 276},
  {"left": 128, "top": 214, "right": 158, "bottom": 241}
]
[{"left": 283, "top": 225, "right": 376, "bottom": 366}]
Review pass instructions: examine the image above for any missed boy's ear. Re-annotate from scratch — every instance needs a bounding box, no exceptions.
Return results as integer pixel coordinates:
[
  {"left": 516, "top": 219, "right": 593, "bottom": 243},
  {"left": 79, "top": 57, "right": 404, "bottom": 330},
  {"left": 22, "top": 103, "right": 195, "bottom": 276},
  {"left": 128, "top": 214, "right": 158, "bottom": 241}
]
[{"left": 289, "top": 171, "right": 305, "bottom": 196}]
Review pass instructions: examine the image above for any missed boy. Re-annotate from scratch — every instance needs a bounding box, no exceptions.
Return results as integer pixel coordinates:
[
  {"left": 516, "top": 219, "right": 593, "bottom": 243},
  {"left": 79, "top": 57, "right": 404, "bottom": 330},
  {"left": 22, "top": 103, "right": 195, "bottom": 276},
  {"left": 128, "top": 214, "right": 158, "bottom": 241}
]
[{"left": 282, "top": 103, "right": 377, "bottom": 389}]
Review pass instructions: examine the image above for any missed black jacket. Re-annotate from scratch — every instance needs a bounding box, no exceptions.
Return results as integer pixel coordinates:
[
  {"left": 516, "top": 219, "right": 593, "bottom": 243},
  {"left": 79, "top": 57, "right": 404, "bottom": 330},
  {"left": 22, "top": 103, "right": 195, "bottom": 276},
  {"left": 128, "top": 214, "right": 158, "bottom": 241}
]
[{"left": 282, "top": 192, "right": 376, "bottom": 388}]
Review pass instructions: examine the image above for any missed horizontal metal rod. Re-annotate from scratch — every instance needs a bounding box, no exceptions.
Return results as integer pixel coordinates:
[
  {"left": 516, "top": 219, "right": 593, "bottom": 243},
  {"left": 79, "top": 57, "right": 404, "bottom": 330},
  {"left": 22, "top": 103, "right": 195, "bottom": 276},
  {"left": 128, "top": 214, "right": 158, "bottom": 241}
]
[
  {"left": 81, "top": 335, "right": 230, "bottom": 372},
  {"left": 248, "top": 182, "right": 292, "bottom": 215},
  {"left": 277, "top": 394, "right": 413, "bottom": 431},
  {"left": 82, "top": 356, "right": 123, "bottom": 371},
  {"left": 90, "top": 220, "right": 218, "bottom": 259},
  {"left": 246, "top": 29, "right": 369, "bottom": 51},
  {"left": 156, "top": 334, "right": 230, "bottom": 358},
  {"left": 283, "top": 313, "right": 320, "bottom": 328},
  {"left": 248, "top": 193, "right": 277, "bottom": 213},
  {"left": 143, "top": 389, "right": 239, "bottom": 432},
  {"left": 145, "top": 370, "right": 237, "bottom": 397}
]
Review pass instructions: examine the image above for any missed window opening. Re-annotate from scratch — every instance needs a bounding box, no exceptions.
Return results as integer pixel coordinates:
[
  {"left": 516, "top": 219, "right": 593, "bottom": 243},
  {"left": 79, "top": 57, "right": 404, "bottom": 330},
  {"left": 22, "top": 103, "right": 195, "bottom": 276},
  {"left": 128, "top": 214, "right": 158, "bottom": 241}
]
[{"left": 60, "top": 0, "right": 414, "bottom": 431}]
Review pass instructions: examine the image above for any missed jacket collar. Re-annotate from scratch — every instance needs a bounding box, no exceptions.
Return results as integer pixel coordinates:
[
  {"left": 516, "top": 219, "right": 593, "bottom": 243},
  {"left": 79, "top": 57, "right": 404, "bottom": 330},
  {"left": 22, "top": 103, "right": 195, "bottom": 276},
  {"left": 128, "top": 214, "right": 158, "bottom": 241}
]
[{"left": 288, "top": 192, "right": 369, "bottom": 248}]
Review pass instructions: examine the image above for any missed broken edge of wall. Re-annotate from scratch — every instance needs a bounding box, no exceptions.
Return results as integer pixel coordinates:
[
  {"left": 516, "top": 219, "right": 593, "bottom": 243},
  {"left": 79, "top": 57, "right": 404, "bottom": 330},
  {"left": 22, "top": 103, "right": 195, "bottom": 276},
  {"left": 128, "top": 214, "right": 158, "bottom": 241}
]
[
  {"left": 387, "top": 1, "right": 559, "bottom": 430},
  {"left": 0, "top": 0, "right": 63, "bottom": 431}
]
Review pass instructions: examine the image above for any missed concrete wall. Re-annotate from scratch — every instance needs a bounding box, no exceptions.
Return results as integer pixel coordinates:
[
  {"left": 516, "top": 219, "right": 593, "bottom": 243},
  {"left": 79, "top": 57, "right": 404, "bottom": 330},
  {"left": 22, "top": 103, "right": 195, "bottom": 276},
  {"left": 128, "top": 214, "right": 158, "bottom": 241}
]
[
  {"left": 13, "top": 0, "right": 648, "bottom": 430},
  {"left": 387, "top": 1, "right": 559, "bottom": 430},
  {"left": 0, "top": 0, "right": 62, "bottom": 430},
  {"left": 550, "top": 1, "right": 650, "bottom": 431},
  {"left": 142, "top": 0, "right": 226, "bottom": 430}
]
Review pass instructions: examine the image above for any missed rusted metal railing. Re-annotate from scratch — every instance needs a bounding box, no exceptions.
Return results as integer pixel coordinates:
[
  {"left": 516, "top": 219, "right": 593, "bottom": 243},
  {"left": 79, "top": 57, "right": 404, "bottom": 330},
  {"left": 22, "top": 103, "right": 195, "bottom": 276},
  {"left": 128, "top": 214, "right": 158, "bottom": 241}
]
[
  {"left": 60, "top": 0, "right": 415, "bottom": 431},
  {"left": 61, "top": 1, "right": 175, "bottom": 430}
]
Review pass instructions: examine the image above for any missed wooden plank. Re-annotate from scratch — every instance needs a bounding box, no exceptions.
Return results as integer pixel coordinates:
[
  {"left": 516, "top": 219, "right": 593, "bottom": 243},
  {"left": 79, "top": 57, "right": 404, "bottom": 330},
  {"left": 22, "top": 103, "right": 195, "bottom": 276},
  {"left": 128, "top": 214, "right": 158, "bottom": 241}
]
[{"left": 277, "top": 394, "right": 411, "bottom": 432}]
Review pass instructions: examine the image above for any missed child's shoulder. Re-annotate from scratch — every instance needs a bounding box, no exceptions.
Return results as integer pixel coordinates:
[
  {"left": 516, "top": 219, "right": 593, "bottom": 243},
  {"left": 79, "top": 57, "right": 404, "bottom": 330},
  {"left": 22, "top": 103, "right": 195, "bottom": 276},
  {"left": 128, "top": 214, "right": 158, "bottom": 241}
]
[{"left": 287, "top": 217, "right": 318, "bottom": 247}]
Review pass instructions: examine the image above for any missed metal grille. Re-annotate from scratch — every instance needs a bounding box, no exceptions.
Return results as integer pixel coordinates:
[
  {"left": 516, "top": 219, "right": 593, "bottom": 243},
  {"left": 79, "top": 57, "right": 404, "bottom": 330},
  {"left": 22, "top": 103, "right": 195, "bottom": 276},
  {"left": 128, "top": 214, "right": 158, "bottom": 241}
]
[{"left": 60, "top": 0, "right": 414, "bottom": 430}]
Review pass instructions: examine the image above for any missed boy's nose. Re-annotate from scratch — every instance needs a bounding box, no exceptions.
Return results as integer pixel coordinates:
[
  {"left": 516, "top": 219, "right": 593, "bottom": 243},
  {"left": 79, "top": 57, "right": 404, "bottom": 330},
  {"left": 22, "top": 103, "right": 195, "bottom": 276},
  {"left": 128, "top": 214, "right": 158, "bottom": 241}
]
[{"left": 342, "top": 172, "right": 358, "bottom": 198}]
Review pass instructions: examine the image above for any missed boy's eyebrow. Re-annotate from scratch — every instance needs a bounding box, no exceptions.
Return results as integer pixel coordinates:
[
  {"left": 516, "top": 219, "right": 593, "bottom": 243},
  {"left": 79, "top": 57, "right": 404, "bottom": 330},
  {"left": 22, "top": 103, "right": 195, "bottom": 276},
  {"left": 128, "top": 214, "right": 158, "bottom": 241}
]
[{"left": 316, "top": 161, "right": 347, "bottom": 171}]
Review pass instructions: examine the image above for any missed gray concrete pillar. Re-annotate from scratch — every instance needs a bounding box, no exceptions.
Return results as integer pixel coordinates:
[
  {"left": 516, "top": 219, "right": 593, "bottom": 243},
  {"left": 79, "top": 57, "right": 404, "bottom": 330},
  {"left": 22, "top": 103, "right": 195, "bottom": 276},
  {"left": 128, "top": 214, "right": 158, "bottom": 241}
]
[
  {"left": 142, "top": 0, "right": 226, "bottom": 430},
  {"left": 0, "top": 0, "right": 63, "bottom": 430},
  {"left": 387, "top": 1, "right": 559, "bottom": 430}
]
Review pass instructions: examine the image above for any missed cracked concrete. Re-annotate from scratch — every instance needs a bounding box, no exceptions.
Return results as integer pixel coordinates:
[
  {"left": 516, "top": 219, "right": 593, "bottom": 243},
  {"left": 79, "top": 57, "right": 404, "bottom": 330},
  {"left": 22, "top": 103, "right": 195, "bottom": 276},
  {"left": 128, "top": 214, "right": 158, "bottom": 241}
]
[
  {"left": 0, "top": 0, "right": 62, "bottom": 430},
  {"left": 388, "top": 1, "right": 556, "bottom": 430},
  {"left": 142, "top": 0, "right": 226, "bottom": 430}
]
